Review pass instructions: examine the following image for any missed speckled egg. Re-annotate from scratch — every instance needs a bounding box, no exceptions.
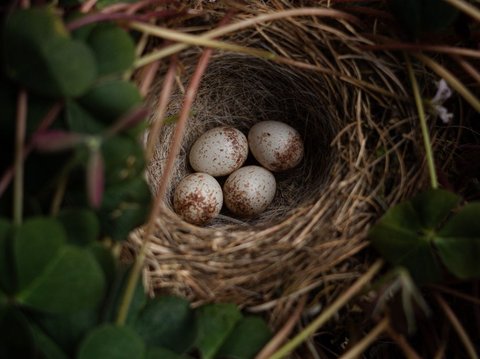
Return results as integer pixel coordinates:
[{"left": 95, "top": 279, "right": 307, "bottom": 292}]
[
  {"left": 248, "top": 121, "right": 304, "bottom": 172},
  {"left": 173, "top": 173, "right": 223, "bottom": 225},
  {"left": 223, "top": 166, "right": 276, "bottom": 217},
  {"left": 189, "top": 126, "right": 248, "bottom": 177}
]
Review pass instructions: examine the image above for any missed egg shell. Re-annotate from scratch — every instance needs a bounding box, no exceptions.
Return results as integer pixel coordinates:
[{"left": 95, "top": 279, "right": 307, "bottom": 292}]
[
  {"left": 223, "top": 166, "right": 276, "bottom": 217},
  {"left": 189, "top": 126, "right": 248, "bottom": 177},
  {"left": 248, "top": 121, "right": 304, "bottom": 172},
  {"left": 173, "top": 173, "right": 223, "bottom": 225}
]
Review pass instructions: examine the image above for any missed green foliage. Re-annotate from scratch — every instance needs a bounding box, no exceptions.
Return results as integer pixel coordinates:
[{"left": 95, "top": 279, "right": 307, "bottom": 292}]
[
  {"left": 195, "top": 304, "right": 243, "bottom": 359},
  {"left": 58, "top": 209, "right": 99, "bottom": 246},
  {"left": 4, "top": 8, "right": 97, "bottom": 97},
  {"left": 370, "top": 189, "right": 480, "bottom": 283},
  {"left": 132, "top": 296, "right": 196, "bottom": 353},
  {"left": 0, "top": 5, "right": 272, "bottom": 359},
  {"left": 80, "top": 80, "right": 142, "bottom": 124},
  {"left": 87, "top": 25, "right": 136, "bottom": 76},
  {"left": 77, "top": 324, "right": 145, "bottom": 359},
  {"left": 13, "top": 218, "right": 66, "bottom": 291},
  {"left": 217, "top": 317, "right": 272, "bottom": 359},
  {"left": 390, "top": 0, "right": 459, "bottom": 36}
]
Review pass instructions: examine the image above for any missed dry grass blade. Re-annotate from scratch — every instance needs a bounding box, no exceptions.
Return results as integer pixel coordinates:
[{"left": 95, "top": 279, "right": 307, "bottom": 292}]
[
  {"left": 134, "top": 7, "right": 360, "bottom": 67},
  {"left": 436, "top": 294, "right": 479, "bottom": 359},
  {"left": 444, "top": 0, "right": 480, "bottom": 22},
  {"left": 268, "top": 260, "right": 383, "bottom": 359},
  {"left": 338, "top": 317, "right": 389, "bottom": 359},
  {"left": 255, "top": 296, "right": 307, "bottom": 359},
  {"left": 414, "top": 53, "right": 480, "bottom": 113}
]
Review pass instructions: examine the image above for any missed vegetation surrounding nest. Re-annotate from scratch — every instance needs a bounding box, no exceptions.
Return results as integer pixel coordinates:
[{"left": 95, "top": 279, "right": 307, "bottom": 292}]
[{"left": 1, "top": 0, "right": 480, "bottom": 358}]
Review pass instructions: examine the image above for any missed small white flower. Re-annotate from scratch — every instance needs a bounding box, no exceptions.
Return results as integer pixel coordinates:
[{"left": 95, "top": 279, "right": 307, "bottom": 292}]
[{"left": 430, "top": 79, "right": 454, "bottom": 124}]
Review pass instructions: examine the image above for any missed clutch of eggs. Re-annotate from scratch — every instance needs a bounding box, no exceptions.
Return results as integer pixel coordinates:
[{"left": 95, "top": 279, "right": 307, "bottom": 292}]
[{"left": 174, "top": 122, "right": 304, "bottom": 225}]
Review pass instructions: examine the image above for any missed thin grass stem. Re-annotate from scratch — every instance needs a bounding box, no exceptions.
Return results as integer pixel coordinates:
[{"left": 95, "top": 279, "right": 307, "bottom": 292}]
[
  {"left": 13, "top": 90, "right": 27, "bottom": 226},
  {"left": 444, "top": 0, "right": 480, "bottom": 22},
  {"left": 268, "top": 260, "right": 383, "bottom": 359},
  {"left": 436, "top": 294, "right": 479, "bottom": 359},
  {"left": 405, "top": 54, "right": 438, "bottom": 189},
  {"left": 415, "top": 53, "right": 480, "bottom": 113},
  {"left": 338, "top": 317, "right": 389, "bottom": 359}
]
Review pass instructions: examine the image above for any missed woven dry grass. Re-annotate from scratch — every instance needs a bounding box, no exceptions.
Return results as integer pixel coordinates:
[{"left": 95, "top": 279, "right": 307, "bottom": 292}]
[{"left": 128, "top": 1, "right": 457, "bottom": 326}]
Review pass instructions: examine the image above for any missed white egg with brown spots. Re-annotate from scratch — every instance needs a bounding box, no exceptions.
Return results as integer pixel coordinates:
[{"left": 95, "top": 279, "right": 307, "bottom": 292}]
[
  {"left": 173, "top": 173, "right": 223, "bottom": 225},
  {"left": 248, "top": 121, "right": 304, "bottom": 172},
  {"left": 223, "top": 166, "right": 276, "bottom": 217},
  {"left": 189, "top": 126, "right": 248, "bottom": 177}
]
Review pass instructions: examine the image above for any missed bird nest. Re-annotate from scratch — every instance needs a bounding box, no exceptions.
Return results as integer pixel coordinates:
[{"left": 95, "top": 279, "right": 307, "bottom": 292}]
[{"left": 128, "top": 3, "right": 454, "bottom": 324}]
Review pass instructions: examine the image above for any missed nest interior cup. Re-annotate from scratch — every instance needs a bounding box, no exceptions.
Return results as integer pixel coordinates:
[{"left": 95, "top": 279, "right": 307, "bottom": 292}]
[{"left": 131, "top": 3, "right": 451, "bottom": 322}]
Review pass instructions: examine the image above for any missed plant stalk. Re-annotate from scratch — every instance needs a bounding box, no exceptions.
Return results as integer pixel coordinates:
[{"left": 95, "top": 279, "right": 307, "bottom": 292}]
[
  {"left": 405, "top": 54, "right": 438, "bottom": 189},
  {"left": 115, "top": 49, "right": 214, "bottom": 327},
  {"left": 13, "top": 90, "right": 28, "bottom": 226},
  {"left": 268, "top": 259, "right": 383, "bottom": 359}
]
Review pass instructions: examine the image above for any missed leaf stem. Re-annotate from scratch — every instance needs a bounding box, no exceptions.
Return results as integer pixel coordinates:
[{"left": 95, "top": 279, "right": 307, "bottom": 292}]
[
  {"left": 405, "top": 54, "right": 438, "bottom": 189},
  {"left": 268, "top": 260, "right": 383, "bottom": 359},
  {"left": 13, "top": 90, "right": 28, "bottom": 226}
]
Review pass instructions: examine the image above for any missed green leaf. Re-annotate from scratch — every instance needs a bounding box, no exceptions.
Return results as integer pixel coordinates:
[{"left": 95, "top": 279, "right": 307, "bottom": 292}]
[
  {"left": 0, "top": 307, "right": 35, "bottom": 359},
  {"left": 410, "top": 189, "right": 460, "bottom": 229},
  {"left": 102, "top": 136, "right": 145, "bottom": 185},
  {"left": 0, "top": 219, "right": 14, "bottom": 294},
  {"left": 65, "top": 100, "right": 104, "bottom": 134},
  {"left": 32, "top": 309, "right": 98, "bottom": 357},
  {"left": 80, "top": 80, "right": 142, "bottom": 123},
  {"left": 99, "top": 177, "right": 151, "bottom": 241},
  {"left": 132, "top": 296, "right": 196, "bottom": 353},
  {"left": 4, "top": 9, "right": 97, "bottom": 97},
  {"left": 58, "top": 209, "right": 100, "bottom": 246},
  {"left": 369, "top": 190, "right": 448, "bottom": 283},
  {"left": 14, "top": 218, "right": 66, "bottom": 291},
  {"left": 144, "top": 347, "right": 189, "bottom": 359},
  {"left": 435, "top": 203, "right": 480, "bottom": 279},
  {"left": 77, "top": 324, "right": 145, "bottom": 359},
  {"left": 87, "top": 25, "right": 135, "bottom": 76},
  {"left": 16, "top": 245, "right": 105, "bottom": 313},
  {"left": 31, "top": 323, "right": 70, "bottom": 359},
  {"left": 195, "top": 303, "right": 242, "bottom": 359},
  {"left": 217, "top": 316, "right": 272, "bottom": 359},
  {"left": 88, "top": 242, "right": 116, "bottom": 285}
]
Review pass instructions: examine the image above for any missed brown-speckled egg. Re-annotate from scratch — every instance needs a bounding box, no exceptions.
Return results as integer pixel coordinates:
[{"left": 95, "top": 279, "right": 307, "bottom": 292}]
[
  {"left": 189, "top": 126, "right": 248, "bottom": 177},
  {"left": 248, "top": 121, "right": 304, "bottom": 172},
  {"left": 223, "top": 166, "right": 276, "bottom": 217},
  {"left": 173, "top": 173, "right": 223, "bottom": 225}
]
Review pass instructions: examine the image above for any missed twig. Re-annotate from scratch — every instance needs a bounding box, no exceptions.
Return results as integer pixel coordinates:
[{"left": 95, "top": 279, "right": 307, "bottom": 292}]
[
  {"left": 405, "top": 54, "right": 438, "bottom": 189},
  {"left": 338, "top": 317, "right": 389, "bottom": 359},
  {"left": 13, "top": 90, "right": 27, "bottom": 226},
  {"left": 436, "top": 294, "right": 479, "bottom": 359},
  {"left": 414, "top": 53, "right": 480, "bottom": 113},
  {"left": 146, "top": 57, "right": 177, "bottom": 161},
  {"left": 255, "top": 296, "right": 307, "bottom": 359},
  {"left": 268, "top": 260, "right": 383, "bottom": 359}
]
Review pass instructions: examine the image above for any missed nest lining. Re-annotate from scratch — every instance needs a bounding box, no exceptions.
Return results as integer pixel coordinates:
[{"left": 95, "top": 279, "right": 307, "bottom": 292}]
[{"left": 129, "top": 7, "right": 455, "bottom": 324}]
